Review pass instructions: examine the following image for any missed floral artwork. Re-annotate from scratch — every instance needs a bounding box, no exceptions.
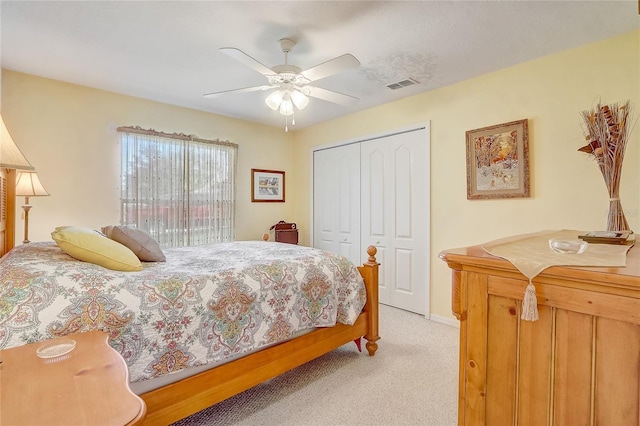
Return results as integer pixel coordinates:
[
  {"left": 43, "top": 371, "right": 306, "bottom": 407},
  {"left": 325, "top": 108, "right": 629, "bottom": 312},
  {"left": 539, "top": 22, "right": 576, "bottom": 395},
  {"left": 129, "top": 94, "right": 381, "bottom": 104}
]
[
  {"left": 466, "top": 119, "right": 530, "bottom": 199},
  {"left": 473, "top": 130, "right": 519, "bottom": 190}
]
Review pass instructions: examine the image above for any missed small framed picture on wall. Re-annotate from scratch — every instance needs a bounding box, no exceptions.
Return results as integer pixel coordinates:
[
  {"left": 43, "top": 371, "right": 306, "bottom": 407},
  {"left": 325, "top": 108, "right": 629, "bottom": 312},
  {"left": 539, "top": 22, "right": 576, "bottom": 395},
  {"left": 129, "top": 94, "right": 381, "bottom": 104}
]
[
  {"left": 465, "top": 119, "right": 530, "bottom": 200},
  {"left": 251, "top": 169, "right": 285, "bottom": 202}
]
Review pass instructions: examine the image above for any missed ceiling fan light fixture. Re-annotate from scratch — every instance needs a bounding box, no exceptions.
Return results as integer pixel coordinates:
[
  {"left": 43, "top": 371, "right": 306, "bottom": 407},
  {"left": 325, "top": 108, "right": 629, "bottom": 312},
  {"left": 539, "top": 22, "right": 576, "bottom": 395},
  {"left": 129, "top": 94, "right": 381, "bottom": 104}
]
[
  {"left": 210, "top": 39, "right": 360, "bottom": 132},
  {"left": 265, "top": 90, "right": 284, "bottom": 110},
  {"left": 279, "top": 97, "right": 294, "bottom": 116},
  {"left": 291, "top": 90, "right": 309, "bottom": 110}
]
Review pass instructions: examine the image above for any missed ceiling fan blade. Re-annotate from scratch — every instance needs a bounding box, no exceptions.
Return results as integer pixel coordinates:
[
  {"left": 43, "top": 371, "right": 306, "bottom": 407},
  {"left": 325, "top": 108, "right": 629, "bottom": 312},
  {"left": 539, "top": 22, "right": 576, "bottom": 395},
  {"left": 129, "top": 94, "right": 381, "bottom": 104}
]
[
  {"left": 304, "top": 86, "right": 359, "bottom": 105},
  {"left": 203, "top": 85, "right": 274, "bottom": 98},
  {"left": 220, "top": 47, "right": 275, "bottom": 77},
  {"left": 301, "top": 54, "right": 360, "bottom": 82}
]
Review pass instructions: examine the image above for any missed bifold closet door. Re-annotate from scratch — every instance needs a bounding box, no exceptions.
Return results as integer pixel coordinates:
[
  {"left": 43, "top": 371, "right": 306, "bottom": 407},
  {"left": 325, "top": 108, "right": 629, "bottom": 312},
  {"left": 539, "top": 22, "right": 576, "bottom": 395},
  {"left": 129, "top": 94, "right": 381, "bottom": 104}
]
[
  {"left": 313, "top": 125, "right": 430, "bottom": 315},
  {"left": 312, "top": 143, "right": 361, "bottom": 265},
  {"left": 361, "top": 128, "right": 429, "bottom": 315}
]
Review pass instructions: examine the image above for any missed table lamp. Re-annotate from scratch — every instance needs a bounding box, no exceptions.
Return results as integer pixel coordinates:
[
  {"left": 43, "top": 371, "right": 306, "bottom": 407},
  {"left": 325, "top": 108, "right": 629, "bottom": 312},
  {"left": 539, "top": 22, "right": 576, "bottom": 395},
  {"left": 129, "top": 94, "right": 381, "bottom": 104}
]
[
  {"left": 15, "top": 171, "right": 49, "bottom": 243},
  {"left": 0, "top": 114, "right": 34, "bottom": 171}
]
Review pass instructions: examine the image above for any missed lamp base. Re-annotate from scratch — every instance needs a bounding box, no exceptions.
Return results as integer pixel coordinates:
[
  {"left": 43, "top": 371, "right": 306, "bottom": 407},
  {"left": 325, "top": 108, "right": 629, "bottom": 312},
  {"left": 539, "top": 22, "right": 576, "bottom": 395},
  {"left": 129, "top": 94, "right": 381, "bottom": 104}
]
[{"left": 22, "top": 203, "right": 32, "bottom": 244}]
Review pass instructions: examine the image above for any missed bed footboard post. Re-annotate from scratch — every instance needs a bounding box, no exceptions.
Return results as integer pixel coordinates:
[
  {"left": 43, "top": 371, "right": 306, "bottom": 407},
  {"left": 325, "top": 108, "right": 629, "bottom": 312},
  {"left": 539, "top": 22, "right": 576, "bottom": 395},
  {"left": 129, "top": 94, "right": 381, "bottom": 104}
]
[{"left": 359, "top": 245, "right": 380, "bottom": 356}]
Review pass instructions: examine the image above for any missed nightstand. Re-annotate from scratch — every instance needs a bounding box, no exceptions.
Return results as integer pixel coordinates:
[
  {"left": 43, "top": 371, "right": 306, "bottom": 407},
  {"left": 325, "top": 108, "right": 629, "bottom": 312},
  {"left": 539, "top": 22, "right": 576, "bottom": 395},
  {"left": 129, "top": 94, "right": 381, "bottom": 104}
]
[{"left": 0, "top": 330, "right": 146, "bottom": 425}]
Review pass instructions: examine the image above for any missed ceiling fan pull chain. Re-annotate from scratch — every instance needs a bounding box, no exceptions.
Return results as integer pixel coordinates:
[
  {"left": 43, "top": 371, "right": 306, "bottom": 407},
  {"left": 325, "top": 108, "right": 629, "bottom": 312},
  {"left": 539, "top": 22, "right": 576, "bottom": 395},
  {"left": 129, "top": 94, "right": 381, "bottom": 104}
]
[{"left": 285, "top": 115, "right": 289, "bottom": 132}]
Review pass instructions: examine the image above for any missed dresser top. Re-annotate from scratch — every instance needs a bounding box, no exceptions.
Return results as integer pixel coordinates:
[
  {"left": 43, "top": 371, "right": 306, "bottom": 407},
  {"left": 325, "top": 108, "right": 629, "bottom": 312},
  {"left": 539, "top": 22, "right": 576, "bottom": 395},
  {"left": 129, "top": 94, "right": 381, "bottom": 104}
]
[{"left": 440, "top": 237, "right": 640, "bottom": 287}]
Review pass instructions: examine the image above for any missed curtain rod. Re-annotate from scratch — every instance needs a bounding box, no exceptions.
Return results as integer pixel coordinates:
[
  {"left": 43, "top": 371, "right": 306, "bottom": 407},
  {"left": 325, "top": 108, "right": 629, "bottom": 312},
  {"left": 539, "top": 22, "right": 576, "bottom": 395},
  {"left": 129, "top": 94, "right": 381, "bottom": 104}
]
[{"left": 117, "top": 126, "right": 238, "bottom": 148}]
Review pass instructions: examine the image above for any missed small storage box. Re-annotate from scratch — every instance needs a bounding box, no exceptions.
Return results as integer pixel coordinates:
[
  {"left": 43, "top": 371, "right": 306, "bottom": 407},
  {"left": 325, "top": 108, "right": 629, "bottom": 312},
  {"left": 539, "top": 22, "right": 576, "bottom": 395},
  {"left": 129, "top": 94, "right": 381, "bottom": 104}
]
[{"left": 272, "top": 221, "right": 298, "bottom": 245}]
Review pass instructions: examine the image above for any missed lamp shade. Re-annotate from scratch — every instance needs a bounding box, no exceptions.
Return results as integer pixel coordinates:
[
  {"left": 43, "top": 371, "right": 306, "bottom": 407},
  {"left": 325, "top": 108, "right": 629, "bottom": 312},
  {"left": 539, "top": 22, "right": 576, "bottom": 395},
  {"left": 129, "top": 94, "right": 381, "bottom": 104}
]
[
  {"left": 279, "top": 97, "right": 294, "bottom": 116},
  {"left": 15, "top": 171, "right": 50, "bottom": 197},
  {"left": 265, "top": 91, "right": 285, "bottom": 111},
  {"left": 265, "top": 89, "right": 309, "bottom": 116},
  {"left": 290, "top": 90, "right": 309, "bottom": 110},
  {"left": 0, "top": 114, "right": 34, "bottom": 170}
]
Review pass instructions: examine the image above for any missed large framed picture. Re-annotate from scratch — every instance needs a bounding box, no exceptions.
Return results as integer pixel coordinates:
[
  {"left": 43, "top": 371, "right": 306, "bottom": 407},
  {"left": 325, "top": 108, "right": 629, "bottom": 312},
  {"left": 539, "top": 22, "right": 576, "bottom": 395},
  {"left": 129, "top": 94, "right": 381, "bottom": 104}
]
[
  {"left": 465, "top": 119, "right": 530, "bottom": 200},
  {"left": 251, "top": 169, "right": 285, "bottom": 202}
]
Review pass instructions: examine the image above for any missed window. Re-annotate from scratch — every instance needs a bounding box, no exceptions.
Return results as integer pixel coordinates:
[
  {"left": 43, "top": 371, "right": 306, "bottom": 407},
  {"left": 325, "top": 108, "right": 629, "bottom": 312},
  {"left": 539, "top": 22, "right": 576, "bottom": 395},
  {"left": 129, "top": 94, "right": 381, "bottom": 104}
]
[{"left": 118, "top": 127, "right": 237, "bottom": 248}]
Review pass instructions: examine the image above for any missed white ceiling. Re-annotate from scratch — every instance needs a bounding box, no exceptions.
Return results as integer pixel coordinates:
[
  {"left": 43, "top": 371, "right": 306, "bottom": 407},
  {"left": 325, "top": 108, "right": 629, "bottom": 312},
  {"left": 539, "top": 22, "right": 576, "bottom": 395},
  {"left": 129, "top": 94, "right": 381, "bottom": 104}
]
[{"left": 1, "top": 1, "right": 638, "bottom": 130}]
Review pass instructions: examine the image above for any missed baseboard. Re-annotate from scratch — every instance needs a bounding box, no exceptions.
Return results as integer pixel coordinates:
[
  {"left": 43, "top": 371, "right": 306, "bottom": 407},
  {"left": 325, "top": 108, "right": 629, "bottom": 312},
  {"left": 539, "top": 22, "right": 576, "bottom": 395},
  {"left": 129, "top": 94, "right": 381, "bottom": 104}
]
[{"left": 427, "top": 313, "right": 460, "bottom": 328}]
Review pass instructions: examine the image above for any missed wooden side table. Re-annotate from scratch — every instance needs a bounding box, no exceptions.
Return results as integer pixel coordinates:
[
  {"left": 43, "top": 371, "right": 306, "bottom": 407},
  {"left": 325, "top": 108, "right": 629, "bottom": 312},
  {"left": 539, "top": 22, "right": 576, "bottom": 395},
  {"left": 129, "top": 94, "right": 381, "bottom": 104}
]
[{"left": 0, "top": 330, "right": 146, "bottom": 425}]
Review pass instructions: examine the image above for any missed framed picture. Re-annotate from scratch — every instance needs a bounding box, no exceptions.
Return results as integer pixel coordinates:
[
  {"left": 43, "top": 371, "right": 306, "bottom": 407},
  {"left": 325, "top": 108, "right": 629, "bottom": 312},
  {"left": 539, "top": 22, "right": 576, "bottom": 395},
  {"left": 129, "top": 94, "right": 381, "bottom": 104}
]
[
  {"left": 251, "top": 169, "right": 285, "bottom": 202},
  {"left": 465, "top": 119, "right": 530, "bottom": 200}
]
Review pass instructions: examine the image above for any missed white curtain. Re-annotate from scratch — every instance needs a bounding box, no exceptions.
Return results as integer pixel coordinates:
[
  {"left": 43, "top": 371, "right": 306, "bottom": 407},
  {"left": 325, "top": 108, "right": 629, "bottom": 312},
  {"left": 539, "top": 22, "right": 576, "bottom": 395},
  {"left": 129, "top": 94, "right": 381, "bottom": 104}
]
[{"left": 119, "top": 129, "right": 237, "bottom": 248}]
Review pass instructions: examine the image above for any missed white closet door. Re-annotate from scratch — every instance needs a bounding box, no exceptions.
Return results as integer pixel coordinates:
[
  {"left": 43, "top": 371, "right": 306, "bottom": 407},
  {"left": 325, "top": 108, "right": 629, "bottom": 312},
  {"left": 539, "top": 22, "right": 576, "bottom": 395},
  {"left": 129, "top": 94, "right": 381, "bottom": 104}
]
[
  {"left": 313, "top": 144, "right": 361, "bottom": 265},
  {"left": 361, "top": 127, "right": 429, "bottom": 315}
]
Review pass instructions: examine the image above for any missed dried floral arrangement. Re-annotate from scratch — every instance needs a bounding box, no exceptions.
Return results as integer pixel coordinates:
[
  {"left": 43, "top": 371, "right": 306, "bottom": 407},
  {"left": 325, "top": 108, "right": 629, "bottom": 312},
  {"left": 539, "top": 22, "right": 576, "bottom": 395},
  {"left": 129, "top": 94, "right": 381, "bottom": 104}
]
[{"left": 578, "top": 100, "right": 634, "bottom": 231}]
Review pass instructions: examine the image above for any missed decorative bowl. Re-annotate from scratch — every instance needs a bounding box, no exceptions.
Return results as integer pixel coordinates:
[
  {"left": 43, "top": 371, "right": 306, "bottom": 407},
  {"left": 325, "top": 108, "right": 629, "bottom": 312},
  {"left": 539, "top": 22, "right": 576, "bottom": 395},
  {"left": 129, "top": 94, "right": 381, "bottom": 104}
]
[
  {"left": 36, "top": 339, "right": 76, "bottom": 359},
  {"left": 548, "top": 239, "right": 588, "bottom": 254}
]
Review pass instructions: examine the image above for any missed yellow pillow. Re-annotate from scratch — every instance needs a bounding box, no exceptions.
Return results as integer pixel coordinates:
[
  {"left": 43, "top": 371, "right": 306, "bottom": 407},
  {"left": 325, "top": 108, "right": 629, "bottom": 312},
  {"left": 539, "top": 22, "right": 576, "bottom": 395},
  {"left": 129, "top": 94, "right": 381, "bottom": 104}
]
[{"left": 51, "top": 226, "right": 143, "bottom": 272}]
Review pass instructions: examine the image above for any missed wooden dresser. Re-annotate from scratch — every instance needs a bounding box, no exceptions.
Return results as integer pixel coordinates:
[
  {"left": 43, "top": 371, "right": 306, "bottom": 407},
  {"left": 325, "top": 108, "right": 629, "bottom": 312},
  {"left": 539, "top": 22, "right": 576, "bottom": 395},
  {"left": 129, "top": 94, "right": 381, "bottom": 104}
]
[{"left": 439, "top": 241, "right": 640, "bottom": 426}]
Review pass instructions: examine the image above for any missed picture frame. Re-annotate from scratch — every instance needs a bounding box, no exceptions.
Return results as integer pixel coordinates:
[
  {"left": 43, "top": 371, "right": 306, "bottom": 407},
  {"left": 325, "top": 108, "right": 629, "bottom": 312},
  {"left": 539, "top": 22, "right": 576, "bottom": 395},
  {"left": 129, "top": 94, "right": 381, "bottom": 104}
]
[
  {"left": 251, "top": 169, "right": 285, "bottom": 202},
  {"left": 465, "top": 119, "right": 530, "bottom": 200}
]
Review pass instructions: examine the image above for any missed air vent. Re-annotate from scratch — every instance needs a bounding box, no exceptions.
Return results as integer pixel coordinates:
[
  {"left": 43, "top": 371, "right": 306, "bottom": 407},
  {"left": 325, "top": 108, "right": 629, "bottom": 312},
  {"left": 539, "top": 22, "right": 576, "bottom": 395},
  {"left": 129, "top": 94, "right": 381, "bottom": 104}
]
[{"left": 386, "top": 78, "right": 419, "bottom": 90}]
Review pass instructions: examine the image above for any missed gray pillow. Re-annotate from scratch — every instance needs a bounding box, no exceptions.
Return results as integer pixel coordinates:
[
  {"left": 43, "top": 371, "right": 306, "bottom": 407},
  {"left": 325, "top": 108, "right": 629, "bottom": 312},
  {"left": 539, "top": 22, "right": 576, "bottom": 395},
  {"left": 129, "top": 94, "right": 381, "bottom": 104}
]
[{"left": 101, "top": 226, "right": 166, "bottom": 262}]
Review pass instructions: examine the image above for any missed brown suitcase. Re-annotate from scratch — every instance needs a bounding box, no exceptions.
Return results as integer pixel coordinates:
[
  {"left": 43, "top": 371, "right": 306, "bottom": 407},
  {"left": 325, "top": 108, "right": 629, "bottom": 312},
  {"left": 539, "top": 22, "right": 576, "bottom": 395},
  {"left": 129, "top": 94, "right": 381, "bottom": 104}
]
[{"left": 270, "top": 221, "right": 298, "bottom": 245}]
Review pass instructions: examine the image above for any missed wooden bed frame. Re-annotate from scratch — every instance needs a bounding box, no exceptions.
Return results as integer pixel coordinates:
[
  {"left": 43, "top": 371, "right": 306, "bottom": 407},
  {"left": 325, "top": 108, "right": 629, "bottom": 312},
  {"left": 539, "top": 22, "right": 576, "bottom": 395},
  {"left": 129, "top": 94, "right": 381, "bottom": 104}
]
[{"left": 0, "top": 167, "right": 380, "bottom": 425}]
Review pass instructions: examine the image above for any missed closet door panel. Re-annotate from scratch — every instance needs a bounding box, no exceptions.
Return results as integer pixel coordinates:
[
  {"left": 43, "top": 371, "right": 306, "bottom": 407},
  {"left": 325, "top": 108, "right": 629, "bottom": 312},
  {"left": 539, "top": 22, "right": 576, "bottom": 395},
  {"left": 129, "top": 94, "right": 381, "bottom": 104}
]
[
  {"left": 394, "top": 145, "right": 412, "bottom": 238},
  {"left": 361, "top": 127, "right": 429, "bottom": 314},
  {"left": 313, "top": 149, "right": 339, "bottom": 254},
  {"left": 361, "top": 144, "right": 390, "bottom": 303},
  {"left": 337, "top": 152, "right": 359, "bottom": 260},
  {"left": 313, "top": 144, "right": 361, "bottom": 265},
  {"left": 394, "top": 248, "right": 413, "bottom": 294},
  {"left": 368, "top": 149, "right": 385, "bottom": 236}
]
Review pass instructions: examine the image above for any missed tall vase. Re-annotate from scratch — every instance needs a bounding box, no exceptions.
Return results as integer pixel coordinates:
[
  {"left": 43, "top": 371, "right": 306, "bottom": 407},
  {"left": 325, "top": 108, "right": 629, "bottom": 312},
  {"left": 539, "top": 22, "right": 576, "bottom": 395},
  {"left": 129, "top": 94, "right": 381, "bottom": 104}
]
[{"left": 607, "top": 197, "right": 629, "bottom": 232}]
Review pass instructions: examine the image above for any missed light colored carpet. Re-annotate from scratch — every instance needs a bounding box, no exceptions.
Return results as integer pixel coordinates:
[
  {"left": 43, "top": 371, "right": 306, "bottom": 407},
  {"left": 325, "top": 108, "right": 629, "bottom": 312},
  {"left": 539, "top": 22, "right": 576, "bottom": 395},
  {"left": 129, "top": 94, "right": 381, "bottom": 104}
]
[{"left": 172, "top": 304, "right": 459, "bottom": 426}]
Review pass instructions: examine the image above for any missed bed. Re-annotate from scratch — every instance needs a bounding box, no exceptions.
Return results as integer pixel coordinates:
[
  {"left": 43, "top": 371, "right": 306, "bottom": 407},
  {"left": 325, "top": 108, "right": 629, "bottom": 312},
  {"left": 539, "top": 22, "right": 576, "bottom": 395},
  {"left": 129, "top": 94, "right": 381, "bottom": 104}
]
[{"left": 0, "top": 170, "right": 380, "bottom": 425}]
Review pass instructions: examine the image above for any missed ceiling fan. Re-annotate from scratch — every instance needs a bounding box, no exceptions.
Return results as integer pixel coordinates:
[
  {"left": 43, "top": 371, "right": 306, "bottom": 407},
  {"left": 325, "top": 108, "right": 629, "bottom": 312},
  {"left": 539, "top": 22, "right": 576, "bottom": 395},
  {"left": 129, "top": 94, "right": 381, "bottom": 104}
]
[{"left": 204, "top": 38, "right": 360, "bottom": 131}]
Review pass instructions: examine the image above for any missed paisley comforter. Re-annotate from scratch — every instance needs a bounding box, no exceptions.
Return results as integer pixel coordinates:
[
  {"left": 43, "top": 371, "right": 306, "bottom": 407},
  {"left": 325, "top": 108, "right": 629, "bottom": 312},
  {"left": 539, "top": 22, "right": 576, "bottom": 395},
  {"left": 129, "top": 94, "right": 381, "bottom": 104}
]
[{"left": 0, "top": 241, "right": 366, "bottom": 384}]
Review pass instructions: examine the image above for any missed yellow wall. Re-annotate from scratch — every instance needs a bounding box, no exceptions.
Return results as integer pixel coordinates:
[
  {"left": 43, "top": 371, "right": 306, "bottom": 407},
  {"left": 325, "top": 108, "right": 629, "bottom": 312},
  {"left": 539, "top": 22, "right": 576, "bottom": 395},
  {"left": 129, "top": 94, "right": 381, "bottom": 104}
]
[
  {"left": 3, "top": 30, "right": 639, "bottom": 322},
  {"left": 291, "top": 30, "right": 640, "bottom": 321},
  {"left": 1, "top": 70, "right": 297, "bottom": 243}
]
